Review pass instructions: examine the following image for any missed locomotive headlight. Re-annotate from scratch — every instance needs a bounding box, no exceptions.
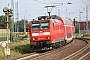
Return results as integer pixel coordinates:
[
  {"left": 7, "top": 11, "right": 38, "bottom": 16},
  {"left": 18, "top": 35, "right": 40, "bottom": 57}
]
[
  {"left": 33, "top": 38, "right": 36, "bottom": 40},
  {"left": 47, "top": 37, "right": 50, "bottom": 39}
]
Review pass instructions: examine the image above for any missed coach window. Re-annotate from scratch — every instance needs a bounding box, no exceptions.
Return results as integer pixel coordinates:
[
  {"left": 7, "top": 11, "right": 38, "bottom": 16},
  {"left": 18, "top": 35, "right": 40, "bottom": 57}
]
[
  {"left": 53, "top": 19, "right": 56, "bottom": 23},
  {"left": 65, "top": 20, "right": 70, "bottom": 25},
  {"left": 54, "top": 19, "right": 62, "bottom": 24}
]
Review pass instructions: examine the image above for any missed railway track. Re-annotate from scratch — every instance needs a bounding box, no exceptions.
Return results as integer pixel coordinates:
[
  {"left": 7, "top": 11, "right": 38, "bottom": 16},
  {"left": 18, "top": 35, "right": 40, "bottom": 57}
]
[
  {"left": 75, "top": 38, "right": 90, "bottom": 60},
  {"left": 10, "top": 52, "right": 38, "bottom": 60},
  {"left": 61, "top": 38, "right": 90, "bottom": 60},
  {"left": 9, "top": 38, "right": 90, "bottom": 60},
  {"left": 11, "top": 39, "right": 75, "bottom": 60},
  {"left": 30, "top": 39, "right": 88, "bottom": 60}
]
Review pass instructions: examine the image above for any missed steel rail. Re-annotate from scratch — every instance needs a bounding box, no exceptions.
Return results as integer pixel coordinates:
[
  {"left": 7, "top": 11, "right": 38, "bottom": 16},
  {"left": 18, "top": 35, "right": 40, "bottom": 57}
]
[
  {"left": 12, "top": 52, "right": 37, "bottom": 60},
  {"left": 78, "top": 51, "right": 90, "bottom": 60}
]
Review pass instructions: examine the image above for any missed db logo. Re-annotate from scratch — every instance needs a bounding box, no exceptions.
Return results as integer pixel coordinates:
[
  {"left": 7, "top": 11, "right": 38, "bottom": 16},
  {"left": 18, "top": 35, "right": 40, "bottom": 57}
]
[{"left": 39, "top": 33, "right": 43, "bottom": 35}]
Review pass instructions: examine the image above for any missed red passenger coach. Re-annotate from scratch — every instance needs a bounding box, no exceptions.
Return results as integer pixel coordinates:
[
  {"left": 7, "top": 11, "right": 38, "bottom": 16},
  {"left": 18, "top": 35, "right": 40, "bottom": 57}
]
[
  {"left": 60, "top": 18, "right": 75, "bottom": 43},
  {"left": 29, "top": 15, "right": 75, "bottom": 50}
]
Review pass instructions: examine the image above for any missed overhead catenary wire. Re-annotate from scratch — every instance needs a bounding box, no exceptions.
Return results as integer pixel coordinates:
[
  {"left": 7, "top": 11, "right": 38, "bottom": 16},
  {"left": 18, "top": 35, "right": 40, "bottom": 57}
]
[
  {"left": 34, "top": 0, "right": 47, "bottom": 4},
  {"left": 80, "top": 0, "right": 87, "bottom": 4}
]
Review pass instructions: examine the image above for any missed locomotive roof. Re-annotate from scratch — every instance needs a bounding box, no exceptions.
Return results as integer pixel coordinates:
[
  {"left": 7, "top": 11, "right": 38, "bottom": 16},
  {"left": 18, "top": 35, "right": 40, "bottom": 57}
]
[
  {"left": 32, "top": 15, "right": 73, "bottom": 26},
  {"left": 37, "top": 15, "right": 60, "bottom": 20}
]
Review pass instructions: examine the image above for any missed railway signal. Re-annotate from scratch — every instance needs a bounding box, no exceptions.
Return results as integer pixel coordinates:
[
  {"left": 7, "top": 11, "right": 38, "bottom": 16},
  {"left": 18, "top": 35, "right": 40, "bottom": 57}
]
[
  {"left": 73, "top": 18, "right": 75, "bottom": 26},
  {"left": 3, "top": 7, "right": 13, "bottom": 17},
  {"left": 3, "top": 7, "right": 13, "bottom": 55}
]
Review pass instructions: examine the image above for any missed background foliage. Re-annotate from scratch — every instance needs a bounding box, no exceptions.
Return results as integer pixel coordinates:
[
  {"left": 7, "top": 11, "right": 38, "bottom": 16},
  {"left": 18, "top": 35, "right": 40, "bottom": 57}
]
[{"left": 0, "top": 15, "right": 29, "bottom": 32}]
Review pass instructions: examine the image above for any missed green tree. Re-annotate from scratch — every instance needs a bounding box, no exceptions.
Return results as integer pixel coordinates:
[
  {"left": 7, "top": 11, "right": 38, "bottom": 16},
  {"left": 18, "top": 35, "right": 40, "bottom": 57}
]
[
  {"left": 14, "top": 19, "right": 29, "bottom": 32},
  {"left": 0, "top": 15, "right": 12, "bottom": 29},
  {"left": 0, "top": 15, "right": 6, "bottom": 29},
  {"left": 18, "top": 19, "right": 24, "bottom": 32}
]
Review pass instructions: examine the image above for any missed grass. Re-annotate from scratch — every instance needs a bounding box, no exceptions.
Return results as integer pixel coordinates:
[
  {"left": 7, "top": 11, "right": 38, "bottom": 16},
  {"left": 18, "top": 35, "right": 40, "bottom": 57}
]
[{"left": 0, "top": 47, "right": 5, "bottom": 60}]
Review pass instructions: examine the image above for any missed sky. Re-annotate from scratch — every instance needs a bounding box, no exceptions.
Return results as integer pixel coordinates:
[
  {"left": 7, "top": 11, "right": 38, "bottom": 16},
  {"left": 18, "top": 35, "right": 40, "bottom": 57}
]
[{"left": 0, "top": 0, "right": 90, "bottom": 22}]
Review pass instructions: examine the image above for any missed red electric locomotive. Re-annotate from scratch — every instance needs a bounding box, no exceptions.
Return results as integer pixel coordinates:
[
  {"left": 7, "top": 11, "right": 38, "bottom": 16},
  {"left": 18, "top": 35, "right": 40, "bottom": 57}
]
[{"left": 29, "top": 15, "right": 75, "bottom": 50}]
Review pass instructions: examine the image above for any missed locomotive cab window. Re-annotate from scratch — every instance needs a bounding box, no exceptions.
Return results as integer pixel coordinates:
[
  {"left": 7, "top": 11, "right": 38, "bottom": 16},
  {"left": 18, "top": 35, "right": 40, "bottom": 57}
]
[
  {"left": 41, "top": 22, "right": 50, "bottom": 29},
  {"left": 32, "top": 22, "right": 40, "bottom": 30},
  {"left": 32, "top": 20, "right": 50, "bottom": 30}
]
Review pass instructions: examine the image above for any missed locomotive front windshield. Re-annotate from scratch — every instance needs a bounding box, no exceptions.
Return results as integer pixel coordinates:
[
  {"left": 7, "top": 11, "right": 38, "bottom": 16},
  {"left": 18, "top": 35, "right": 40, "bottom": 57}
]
[{"left": 32, "top": 20, "right": 50, "bottom": 30}]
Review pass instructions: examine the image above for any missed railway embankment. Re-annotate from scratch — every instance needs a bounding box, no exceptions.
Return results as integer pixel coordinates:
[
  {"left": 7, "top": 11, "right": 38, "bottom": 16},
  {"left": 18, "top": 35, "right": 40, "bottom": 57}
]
[{"left": 1, "top": 40, "right": 32, "bottom": 60}]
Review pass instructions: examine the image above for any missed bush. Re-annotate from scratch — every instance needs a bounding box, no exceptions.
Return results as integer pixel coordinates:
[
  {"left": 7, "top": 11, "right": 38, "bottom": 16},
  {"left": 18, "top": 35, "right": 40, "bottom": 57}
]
[
  {"left": 75, "top": 34, "right": 90, "bottom": 38},
  {"left": 19, "top": 34, "right": 29, "bottom": 40},
  {"left": 84, "top": 34, "right": 90, "bottom": 37},
  {"left": 10, "top": 32, "right": 15, "bottom": 42},
  {"left": 9, "top": 40, "right": 32, "bottom": 54}
]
